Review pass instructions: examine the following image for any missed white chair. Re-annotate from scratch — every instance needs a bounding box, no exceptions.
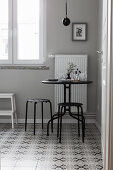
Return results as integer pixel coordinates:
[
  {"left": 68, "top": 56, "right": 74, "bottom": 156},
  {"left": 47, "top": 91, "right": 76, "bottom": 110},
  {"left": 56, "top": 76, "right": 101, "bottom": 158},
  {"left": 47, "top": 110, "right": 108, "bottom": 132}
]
[{"left": 0, "top": 93, "right": 17, "bottom": 128}]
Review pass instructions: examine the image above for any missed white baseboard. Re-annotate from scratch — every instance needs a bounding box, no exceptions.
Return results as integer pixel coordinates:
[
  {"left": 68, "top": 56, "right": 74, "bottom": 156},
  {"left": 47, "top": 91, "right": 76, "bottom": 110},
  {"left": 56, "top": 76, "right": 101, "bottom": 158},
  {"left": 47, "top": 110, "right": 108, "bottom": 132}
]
[
  {"left": 95, "top": 120, "right": 101, "bottom": 133},
  {"left": 0, "top": 118, "right": 96, "bottom": 124},
  {"left": 0, "top": 113, "right": 96, "bottom": 124}
]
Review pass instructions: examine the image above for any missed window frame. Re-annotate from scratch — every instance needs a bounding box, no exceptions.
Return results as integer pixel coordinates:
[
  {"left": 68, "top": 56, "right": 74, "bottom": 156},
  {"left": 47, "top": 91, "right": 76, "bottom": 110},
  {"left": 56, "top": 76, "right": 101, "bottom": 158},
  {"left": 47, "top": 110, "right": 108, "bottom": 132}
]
[
  {"left": 0, "top": 0, "right": 12, "bottom": 64},
  {"left": 0, "top": 0, "right": 46, "bottom": 65}
]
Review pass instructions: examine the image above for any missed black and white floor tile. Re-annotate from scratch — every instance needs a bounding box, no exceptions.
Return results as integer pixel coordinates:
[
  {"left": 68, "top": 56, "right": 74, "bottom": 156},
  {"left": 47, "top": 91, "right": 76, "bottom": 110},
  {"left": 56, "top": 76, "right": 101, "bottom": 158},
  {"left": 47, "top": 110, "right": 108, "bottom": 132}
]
[{"left": 0, "top": 123, "right": 103, "bottom": 170}]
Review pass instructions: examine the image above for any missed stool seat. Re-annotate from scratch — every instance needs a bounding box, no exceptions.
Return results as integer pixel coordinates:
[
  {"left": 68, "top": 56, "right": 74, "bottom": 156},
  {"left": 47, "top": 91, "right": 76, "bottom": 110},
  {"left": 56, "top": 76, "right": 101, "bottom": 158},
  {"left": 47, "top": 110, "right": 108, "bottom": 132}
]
[
  {"left": 58, "top": 102, "right": 83, "bottom": 107},
  {"left": 28, "top": 99, "right": 51, "bottom": 103}
]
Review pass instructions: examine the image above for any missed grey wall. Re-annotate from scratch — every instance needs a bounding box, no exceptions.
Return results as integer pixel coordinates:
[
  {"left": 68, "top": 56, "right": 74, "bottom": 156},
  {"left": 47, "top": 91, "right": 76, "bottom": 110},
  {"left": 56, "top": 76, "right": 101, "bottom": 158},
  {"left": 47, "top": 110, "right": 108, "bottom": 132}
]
[
  {"left": 0, "top": 0, "right": 99, "bottom": 120},
  {"left": 96, "top": 0, "right": 103, "bottom": 126}
]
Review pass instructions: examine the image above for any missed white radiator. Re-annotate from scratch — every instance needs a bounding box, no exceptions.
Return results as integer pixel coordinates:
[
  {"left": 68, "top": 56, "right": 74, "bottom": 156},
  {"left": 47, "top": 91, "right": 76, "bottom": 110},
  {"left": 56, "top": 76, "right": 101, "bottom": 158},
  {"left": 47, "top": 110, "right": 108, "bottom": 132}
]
[{"left": 54, "top": 54, "right": 88, "bottom": 113}]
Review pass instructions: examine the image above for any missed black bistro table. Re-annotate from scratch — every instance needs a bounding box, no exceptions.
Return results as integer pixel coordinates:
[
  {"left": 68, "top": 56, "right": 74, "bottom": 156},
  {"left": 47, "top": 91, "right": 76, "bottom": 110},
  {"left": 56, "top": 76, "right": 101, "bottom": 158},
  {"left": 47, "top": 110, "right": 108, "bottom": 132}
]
[
  {"left": 42, "top": 79, "right": 92, "bottom": 136},
  {"left": 42, "top": 79, "right": 92, "bottom": 104}
]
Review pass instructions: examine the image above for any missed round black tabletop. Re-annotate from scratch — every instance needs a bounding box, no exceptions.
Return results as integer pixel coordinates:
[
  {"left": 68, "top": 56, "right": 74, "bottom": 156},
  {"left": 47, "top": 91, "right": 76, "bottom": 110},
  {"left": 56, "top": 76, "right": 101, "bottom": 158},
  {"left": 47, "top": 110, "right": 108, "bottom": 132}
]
[{"left": 42, "top": 79, "right": 93, "bottom": 85}]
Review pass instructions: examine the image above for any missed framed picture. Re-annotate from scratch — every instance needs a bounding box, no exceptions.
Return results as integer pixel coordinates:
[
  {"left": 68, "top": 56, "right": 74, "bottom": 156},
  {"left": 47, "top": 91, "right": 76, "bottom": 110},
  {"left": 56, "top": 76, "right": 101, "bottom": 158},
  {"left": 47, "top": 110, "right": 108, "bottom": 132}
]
[{"left": 72, "top": 23, "right": 87, "bottom": 41}]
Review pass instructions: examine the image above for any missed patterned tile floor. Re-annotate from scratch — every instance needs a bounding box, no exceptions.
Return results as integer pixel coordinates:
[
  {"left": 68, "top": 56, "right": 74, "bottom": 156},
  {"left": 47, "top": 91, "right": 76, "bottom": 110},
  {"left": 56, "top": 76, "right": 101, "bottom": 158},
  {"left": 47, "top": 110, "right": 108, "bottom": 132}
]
[{"left": 0, "top": 123, "right": 103, "bottom": 170}]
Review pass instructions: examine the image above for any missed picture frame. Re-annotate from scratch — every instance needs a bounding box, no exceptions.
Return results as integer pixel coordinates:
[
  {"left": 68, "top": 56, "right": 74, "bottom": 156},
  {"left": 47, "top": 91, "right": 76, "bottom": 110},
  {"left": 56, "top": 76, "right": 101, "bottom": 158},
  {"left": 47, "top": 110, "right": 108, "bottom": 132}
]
[{"left": 72, "top": 23, "right": 87, "bottom": 41}]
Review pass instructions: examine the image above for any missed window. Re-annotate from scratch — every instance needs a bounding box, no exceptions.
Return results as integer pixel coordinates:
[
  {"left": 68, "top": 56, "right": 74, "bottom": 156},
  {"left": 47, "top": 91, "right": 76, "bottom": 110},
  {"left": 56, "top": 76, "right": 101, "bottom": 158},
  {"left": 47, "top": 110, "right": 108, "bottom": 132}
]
[
  {"left": 0, "top": 0, "right": 8, "bottom": 61},
  {"left": 0, "top": 0, "right": 45, "bottom": 65}
]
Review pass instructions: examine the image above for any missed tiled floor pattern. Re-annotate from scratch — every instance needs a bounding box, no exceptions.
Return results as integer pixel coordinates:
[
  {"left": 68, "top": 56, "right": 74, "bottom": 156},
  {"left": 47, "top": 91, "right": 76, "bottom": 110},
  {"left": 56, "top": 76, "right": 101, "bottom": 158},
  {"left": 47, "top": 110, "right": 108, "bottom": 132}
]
[{"left": 0, "top": 123, "right": 103, "bottom": 170}]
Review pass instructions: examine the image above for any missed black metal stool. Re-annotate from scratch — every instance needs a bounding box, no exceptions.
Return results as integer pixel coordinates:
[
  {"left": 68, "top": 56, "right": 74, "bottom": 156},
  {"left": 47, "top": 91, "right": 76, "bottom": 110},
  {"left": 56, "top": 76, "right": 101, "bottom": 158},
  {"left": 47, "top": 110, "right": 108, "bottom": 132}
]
[
  {"left": 57, "top": 102, "right": 85, "bottom": 143},
  {"left": 47, "top": 102, "right": 85, "bottom": 143},
  {"left": 25, "top": 98, "right": 53, "bottom": 135}
]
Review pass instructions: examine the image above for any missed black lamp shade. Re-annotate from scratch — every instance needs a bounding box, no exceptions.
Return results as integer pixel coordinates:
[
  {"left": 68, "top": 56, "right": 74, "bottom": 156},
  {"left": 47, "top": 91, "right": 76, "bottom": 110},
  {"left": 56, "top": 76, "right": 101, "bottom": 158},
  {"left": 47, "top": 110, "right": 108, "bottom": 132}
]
[{"left": 62, "top": 17, "right": 70, "bottom": 26}]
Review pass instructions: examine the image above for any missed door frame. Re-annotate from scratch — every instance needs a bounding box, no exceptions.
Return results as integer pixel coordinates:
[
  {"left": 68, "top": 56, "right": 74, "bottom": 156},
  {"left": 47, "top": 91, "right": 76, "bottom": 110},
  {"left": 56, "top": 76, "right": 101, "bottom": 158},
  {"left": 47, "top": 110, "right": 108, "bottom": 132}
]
[
  {"left": 103, "top": 0, "right": 113, "bottom": 169},
  {"left": 107, "top": 1, "right": 113, "bottom": 169}
]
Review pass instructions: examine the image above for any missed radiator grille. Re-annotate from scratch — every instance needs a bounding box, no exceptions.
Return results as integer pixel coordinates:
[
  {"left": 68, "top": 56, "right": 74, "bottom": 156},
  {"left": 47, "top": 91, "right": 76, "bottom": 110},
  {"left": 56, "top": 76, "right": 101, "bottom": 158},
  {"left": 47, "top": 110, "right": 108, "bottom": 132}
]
[{"left": 54, "top": 54, "right": 88, "bottom": 112}]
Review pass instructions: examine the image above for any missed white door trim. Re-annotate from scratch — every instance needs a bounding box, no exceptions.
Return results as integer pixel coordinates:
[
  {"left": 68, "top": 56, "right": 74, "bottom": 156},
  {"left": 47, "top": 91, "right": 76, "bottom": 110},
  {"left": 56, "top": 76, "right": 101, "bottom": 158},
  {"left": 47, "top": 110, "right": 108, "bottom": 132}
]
[
  {"left": 103, "top": 0, "right": 113, "bottom": 169},
  {"left": 107, "top": 0, "right": 113, "bottom": 169}
]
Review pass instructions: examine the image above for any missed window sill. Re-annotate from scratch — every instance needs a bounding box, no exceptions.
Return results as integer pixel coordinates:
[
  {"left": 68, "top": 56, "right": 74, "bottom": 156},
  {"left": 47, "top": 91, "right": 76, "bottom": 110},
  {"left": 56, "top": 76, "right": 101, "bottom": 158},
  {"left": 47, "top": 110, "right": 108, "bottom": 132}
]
[{"left": 0, "top": 65, "right": 49, "bottom": 70}]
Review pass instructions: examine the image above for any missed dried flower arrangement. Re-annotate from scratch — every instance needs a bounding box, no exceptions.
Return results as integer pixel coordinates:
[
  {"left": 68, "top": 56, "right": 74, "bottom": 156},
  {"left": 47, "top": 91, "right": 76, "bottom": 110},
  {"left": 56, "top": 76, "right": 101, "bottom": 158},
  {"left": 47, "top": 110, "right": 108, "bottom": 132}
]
[{"left": 67, "top": 62, "right": 76, "bottom": 74}]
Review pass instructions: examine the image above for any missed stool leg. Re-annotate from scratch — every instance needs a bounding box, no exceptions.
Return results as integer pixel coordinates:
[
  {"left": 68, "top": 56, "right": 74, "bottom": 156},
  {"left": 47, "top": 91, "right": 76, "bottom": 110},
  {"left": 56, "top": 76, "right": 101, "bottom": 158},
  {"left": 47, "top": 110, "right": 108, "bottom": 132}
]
[
  {"left": 82, "top": 117, "right": 85, "bottom": 143},
  {"left": 47, "top": 119, "right": 50, "bottom": 136},
  {"left": 25, "top": 101, "right": 28, "bottom": 131},
  {"left": 81, "top": 106, "right": 84, "bottom": 143},
  {"left": 34, "top": 102, "right": 37, "bottom": 135},
  {"left": 14, "top": 96, "right": 17, "bottom": 124},
  {"left": 49, "top": 101, "right": 53, "bottom": 133},
  {"left": 11, "top": 96, "right": 14, "bottom": 128},
  {"left": 57, "top": 105, "right": 60, "bottom": 138},
  {"left": 14, "top": 112, "right": 18, "bottom": 124},
  {"left": 59, "top": 107, "right": 63, "bottom": 143},
  {"left": 77, "top": 106, "right": 80, "bottom": 137},
  {"left": 41, "top": 102, "right": 43, "bottom": 129},
  {"left": 83, "top": 117, "right": 85, "bottom": 137},
  {"left": 11, "top": 114, "right": 14, "bottom": 129}
]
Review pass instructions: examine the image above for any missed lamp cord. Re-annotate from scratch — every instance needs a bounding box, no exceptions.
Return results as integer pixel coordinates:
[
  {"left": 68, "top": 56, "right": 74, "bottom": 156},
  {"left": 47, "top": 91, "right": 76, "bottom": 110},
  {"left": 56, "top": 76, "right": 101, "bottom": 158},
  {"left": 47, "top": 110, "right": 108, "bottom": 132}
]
[{"left": 66, "top": 0, "right": 67, "bottom": 17}]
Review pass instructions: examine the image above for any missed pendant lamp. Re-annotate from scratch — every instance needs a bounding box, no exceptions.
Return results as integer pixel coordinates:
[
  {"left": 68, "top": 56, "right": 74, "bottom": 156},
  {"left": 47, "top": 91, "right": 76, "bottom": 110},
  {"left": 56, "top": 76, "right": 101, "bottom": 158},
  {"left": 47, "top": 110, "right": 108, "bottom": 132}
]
[{"left": 62, "top": 0, "right": 70, "bottom": 26}]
